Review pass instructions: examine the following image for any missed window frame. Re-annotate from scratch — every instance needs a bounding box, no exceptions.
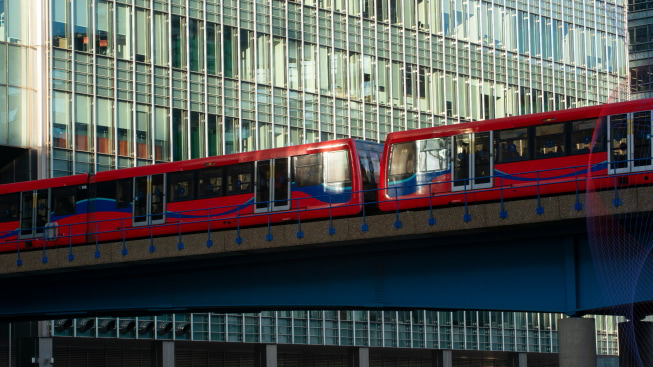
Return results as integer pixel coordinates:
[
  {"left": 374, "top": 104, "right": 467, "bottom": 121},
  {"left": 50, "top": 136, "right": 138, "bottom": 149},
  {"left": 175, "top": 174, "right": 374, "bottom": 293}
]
[
  {"left": 293, "top": 153, "right": 324, "bottom": 188},
  {"left": 227, "top": 163, "right": 254, "bottom": 196},
  {"left": 197, "top": 167, "right": 225, "bottom": 199},
  {"left": 168, "top": 171, "right": 197, "bottom": 203}
]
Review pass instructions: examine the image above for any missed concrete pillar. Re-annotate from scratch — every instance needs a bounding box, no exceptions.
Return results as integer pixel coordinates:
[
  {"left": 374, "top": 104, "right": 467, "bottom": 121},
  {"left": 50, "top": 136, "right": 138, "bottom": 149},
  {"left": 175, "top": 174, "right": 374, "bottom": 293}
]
[
  {"left": 513, "top": 352, "right": 527, "bottom": 367},
  {"left": 559, "top": 317, "right": 597, "bottom": 367},
  {"left": 153, "top": 341, "right": 175, "bottom": 367},
  {"left": 257, "top": 344, "right": 277, "bottom": 367},
  {"left": 618, "top": 321, "right": 653, "bottom": 367},
  {"left": 433, "top": 350, "right": 452, "bottom": 367},
  {"left": 352, "top": 347, "right": 369, "bottom": 367}
]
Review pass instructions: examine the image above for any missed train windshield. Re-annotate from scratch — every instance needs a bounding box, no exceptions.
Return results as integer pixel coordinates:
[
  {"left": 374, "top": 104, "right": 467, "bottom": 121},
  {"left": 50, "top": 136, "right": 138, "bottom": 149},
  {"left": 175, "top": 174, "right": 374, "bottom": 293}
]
[{"left": 388, "top": 142, "right": 417, "bottom": 184}]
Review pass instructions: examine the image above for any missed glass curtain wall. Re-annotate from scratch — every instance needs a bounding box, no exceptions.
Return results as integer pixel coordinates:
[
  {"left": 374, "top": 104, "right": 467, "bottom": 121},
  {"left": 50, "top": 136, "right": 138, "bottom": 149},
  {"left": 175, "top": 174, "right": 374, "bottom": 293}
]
[{"left": 45, "top": 0, "right": 628, "bottom": 175}]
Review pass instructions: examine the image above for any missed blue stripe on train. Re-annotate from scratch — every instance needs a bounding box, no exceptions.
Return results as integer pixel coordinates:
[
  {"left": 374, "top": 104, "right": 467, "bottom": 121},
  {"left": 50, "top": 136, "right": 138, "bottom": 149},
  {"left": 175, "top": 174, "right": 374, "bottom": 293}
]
[
  {"left": 291, "top": 183, "right": 352, "bottom": 204},
  {"left": 386, "top": 161, "right": 609, "bottom": 198}
]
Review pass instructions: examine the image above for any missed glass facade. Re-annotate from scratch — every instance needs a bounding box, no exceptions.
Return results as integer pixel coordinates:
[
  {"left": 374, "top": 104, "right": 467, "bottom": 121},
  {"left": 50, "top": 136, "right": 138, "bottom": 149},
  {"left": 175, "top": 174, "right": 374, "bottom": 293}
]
[
  {"left": 628, "top": 0, "right": 653, "bottom": 99},
  {"left": 51, "top": 311, "right": 624, "bottom": 356},
  {"left": 0, "top": 1, "right": 41, "bottom": 150},
  {"left": 46, "top": 0, "right": 629, "bottom": 177}
]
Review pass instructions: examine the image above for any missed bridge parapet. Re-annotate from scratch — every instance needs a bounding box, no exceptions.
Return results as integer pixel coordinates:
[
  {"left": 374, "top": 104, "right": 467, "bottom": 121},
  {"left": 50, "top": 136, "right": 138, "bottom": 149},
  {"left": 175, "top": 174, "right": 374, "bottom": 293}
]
[{"left": 1, "top": 186, "right": 651, "bottom": 277}]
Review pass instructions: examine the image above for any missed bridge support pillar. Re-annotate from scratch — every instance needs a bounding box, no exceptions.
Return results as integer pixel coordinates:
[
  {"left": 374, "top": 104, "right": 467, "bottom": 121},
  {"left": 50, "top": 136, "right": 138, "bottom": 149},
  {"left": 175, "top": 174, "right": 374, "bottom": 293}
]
[
  {"left": 153, "top": 341, "right": 175, "bottom": 367},
  {"left": 432, "top": 350, "right": 452, "bottom": 367},
  {"left": 559, "top": 317, "right": 596, "bottom": 367},
  {"left": 257, "top": 344, "right": 277, "bottom": 367},
  {"left": 351, "top": 347, "right": 369, "bottom": 367},
  {"left": 513, "top": 352, "right": 527, "bottom": 367},
  {"left": 618, "top": 320, "right": 653, "bottom": 367}
]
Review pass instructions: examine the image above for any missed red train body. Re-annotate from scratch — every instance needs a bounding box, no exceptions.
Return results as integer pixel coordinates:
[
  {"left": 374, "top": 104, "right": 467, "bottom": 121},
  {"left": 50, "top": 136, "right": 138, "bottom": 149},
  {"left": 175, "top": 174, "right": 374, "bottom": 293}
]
[
  {"left": 379, "top": 98, "right": 653, "bottom": 211},
  {"left": 0, "top": 139, "right": 382, "bottom": 252}
]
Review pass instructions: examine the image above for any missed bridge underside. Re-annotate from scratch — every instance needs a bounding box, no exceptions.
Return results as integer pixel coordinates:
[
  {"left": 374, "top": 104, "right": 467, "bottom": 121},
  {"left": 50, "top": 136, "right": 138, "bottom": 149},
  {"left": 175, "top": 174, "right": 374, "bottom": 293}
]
[{"left": 1, "top": 188, "right": 653, "bottom": 319}]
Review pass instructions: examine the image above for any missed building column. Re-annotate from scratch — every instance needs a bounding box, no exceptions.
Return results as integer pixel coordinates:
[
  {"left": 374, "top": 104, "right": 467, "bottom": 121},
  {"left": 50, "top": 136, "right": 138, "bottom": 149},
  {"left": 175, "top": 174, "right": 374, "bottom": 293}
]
[
  {"left": 433, "top": 350, "right": 452, "bottom": 367},
  {"left": 559, "top": 317, "right": 596, "bottom": 367},
  {"left": 618, "top": 321, "right": 653, "bottom": 367},
  {"left": 513, "top": 352, "right": 527, "bottom": 367},
  {"left": 152, "top": 341, "right": 175, "bottom": 367},
  {"left": 351, "top": 347, "right": 368, "bottom": 367},
  {"left": 257, "top": 344, "right": 277, "bottom": 367}
]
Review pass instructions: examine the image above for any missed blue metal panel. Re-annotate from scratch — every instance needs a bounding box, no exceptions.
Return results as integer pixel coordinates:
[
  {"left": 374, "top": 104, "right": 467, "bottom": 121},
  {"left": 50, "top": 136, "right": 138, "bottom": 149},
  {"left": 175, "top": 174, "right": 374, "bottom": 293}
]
[{"left": 0, "top": 226, "right": 652, "bottom": 319}]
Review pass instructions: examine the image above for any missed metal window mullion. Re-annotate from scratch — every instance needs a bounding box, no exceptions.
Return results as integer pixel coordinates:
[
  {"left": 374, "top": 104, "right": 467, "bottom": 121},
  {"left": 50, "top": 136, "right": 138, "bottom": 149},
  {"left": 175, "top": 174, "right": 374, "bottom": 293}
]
[
  {"left": 47, "top": 0, "right": 53, "bottom": 178},
  {"left": 168, "top": 0, "right": 174, "bottom": 161},
  {"left": 296, "top": 4, "right": 308, "bottom": 144},
  {"left": 345, "top": 8, "right": 352, "bottom": 139},
  {"left": 477, "top": 2, "right": 483, "bottom": 120},
  {"left": 203, "top": 0, "right": 209, "bottom": 156},
  {"left": 453, "top": 4, "right": 459, "bottom": 123},
  {"left": 300, "top": 5, "right": 307, "bottom": 144},
  {"left": 269, "top": 2, "right": 274, "bottom": 148},
  {"left": 387, "top": 0, "right": 393, "bottom": 132},
  {"left": 537, "top": 3, "right": 544, "bottom": 111},
  {"left": 331, "top": 6, "right": 336, "bottom": 138},
  {"left": 463, "top": 312, "right": 467, "bottom": 350},
  {"left": 322, "top": 311, "right": 326, "bottom": 345},
  {"left": 526, "top": 1, "right": 534, "bottom": 113},
  {"left": 71, "top": 0, "right": 77, "bottom": 174},
  {"left": 381, "top": 311, "right": 385, "bottom": 347},
  {"left": 92, "top": 0, "right": 98, "bottom": 172},
  {"left": 359, "top": 1, "right": 365, "bottom": 140},
  {"left": 220, "top": 0, "right": 226, "bottom": 155},
  {"left": 409, "top": 311, "right": 413, "bottom": 349},
  {"left": 190, "top": 313, "right": 194, "bottom": 341},
  {"left": 428, "top": 12, "right": 435, "bottom": 127},
  {"left": 114, "top": 0, "right": 119, "bottom": 169},
  {"left": 560, "top": 0, "right": 566, "bottom": 107},
  {"left": 285, "top": 2, "right": 291, "bottom": 146},
  {"left": 151, "top": 0, "right": 156, "bottom": 163},
  {"left": 572, "top": 0, "right": 578, "bottom": 107},
  {"left": 469, "top": 3, "right": 475, "bottom": 120},
  {"left": 337, "top": 310, "right": 341, "bottom": 345},
  {"left": 491, "top": 2, "right": 498, "bottom": 121},
  {"left": 186, "top": 0, "right": 192, "bottom": 159},
  {"left": 242, "top": 314, "right": 245, "bottom": 343},
  {"left": 436, "top": 311, "right": 441, "bottom": 349},
  {"left": 401, "top": 18, "right": 408, "bottom": 131},
  {"left": 314, "top": 7, "right": 321, "bottom": 141},
  {"left": 132, "top": 0, "right": 137, "bottom": 165},
  {"left": 501, "top": 312, "right": 505, "bottom": 351},
  {"left": 252, "top": 2, "right": 258, "bottom": 150},
  {"left": 374, "top": 20, "right": 381, "bottom": 141},
  {"left": 237, "top": 0, "right": 242, "bottom": 153}
]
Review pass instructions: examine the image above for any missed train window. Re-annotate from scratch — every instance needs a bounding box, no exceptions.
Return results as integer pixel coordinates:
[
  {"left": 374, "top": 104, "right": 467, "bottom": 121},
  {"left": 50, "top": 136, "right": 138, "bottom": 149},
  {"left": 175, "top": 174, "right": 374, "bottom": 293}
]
[
  {"left": 326, "top": 150, "right": 351, "bottom": 184},
  {"left": 418, "top": 137, "right": 450, "bottom": 173},
  {"left": 197, "top": 167, "right": 224, "bottom": 199},
  {"left": 227, "top": 163, "right": 253, "bottom": 195},
  {"left": 535, "top": 123, "right": 566, "bottom": 159},
  {"left": 0, "top": 193, "right": 19, "bottom": 222},
  {"left": 168, "top": 172, "right": 196, "bottom": 202},
  {"left": 293, "top": 153, "right": 323, "bottom": 187},
  {"left": 116, "top": 178, "right": 133, "bottom": 209},
  {"left": 388, "top": 142, "right": 417, "bottom": 183},
  {"left": 52, "top": 186, "right": 76, "bottom": 216},
  {"left": 571, "top": 119, "right": 606, "bottom": 154},
  {"left": 495, "top": 128, "right": 530, "bottom": 163}
]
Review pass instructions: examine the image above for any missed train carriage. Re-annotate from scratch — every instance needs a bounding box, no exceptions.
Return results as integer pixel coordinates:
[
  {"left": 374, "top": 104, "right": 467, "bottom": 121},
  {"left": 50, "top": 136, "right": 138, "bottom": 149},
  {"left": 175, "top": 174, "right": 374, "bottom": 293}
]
[
  {"left": 0, "top": 139, "right": 382, "bottom": 252},
  {"left": 378, "top": 98, "right": 653, "bottom": 211}
]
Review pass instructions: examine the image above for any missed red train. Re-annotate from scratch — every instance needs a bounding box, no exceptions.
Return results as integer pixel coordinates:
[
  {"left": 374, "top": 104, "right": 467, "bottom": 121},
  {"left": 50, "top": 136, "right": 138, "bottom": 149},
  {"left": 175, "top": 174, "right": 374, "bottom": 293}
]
[
  {"left": 0, "top": 139, "right": 382, "bottom": 252},
  {"left": 378, "top": 98, "right": 653, "bottom": 211},
  {"left": 0, "top": 98, "right": 651, "bottom": 253}
]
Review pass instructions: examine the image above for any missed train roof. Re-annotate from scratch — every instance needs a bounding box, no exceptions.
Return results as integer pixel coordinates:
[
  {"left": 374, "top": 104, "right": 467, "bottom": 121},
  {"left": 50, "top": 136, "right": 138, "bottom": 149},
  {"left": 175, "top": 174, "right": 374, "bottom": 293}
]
[{"left": 385, "top": 98, "right": 653, "bottom": 145}]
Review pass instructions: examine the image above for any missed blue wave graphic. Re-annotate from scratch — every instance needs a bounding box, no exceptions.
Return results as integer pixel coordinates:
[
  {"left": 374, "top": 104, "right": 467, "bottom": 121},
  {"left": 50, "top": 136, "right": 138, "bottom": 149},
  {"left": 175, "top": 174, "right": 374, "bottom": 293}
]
[
  {"left": 494, "top": 161, "right": 608, "bottom": 182},
  {"left": 388, "top": 169, "right": 451, "bottom": 198},
  {"left": 167, "top": 198, "right": 255, "bottom": 219},
  {"left": 291, "top": 184, "right": 352, "bottom": 204},
  {"left": 386, "top": 162, "right": 609, "bottom": 198},
  {"left": 0, "top": 228, "right": 18, "bottom": 239}
]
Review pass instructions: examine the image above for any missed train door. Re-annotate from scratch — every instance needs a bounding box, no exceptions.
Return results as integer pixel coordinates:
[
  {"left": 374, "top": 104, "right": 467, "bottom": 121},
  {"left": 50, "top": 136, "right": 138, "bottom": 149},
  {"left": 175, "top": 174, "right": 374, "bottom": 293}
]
[
  {"left": 132, "top": 174, "right": 166, "bottom": 227},
  {"left": 255, "top": 158, "right": 290, "bottom": 213},
  {"left": 452, "top": 132, "right": 493, "bottom": 191},
  {"left": 608, "top": 111, "right": 653, "bottom": 174},
  {"left": 20, "top": 189, "right": 49, "bottom": 238}
]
